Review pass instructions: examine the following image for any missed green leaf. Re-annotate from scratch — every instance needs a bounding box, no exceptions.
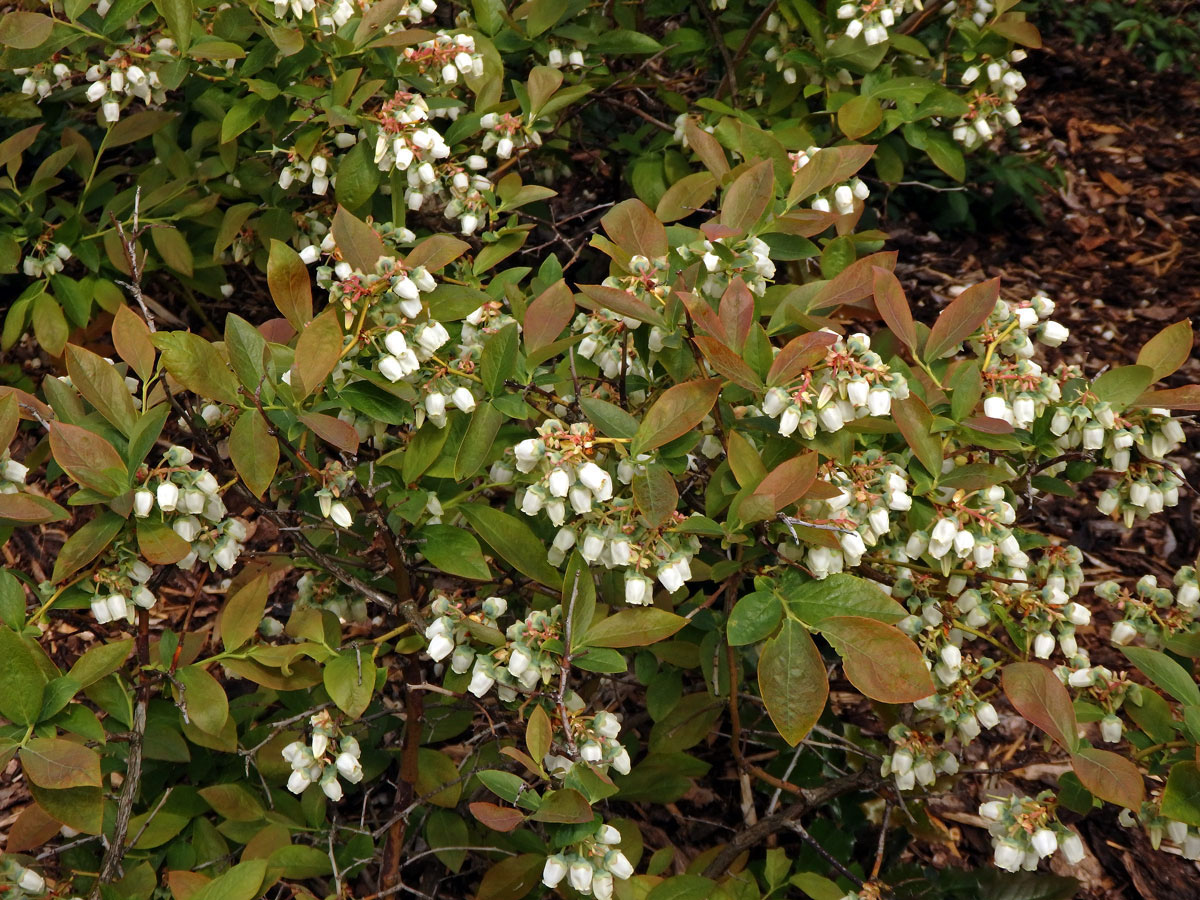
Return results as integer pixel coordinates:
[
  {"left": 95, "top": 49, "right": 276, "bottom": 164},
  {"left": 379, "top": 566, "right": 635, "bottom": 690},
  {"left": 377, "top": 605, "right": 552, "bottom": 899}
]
[
  {"left": 1070, "top": 747, "right": 1144, "bottom": 810},
  {"left": 106, "top": 110, "right": 176, "bottom": 148},
  {"left": 426, "top": 283, "right": 493, "bottom": 321},
  {"left": 838, "top": 94, "right": 883, "bottom": 139},
  {"left": 418, "top": 525, "right": 492, "bottom": 580},
  {"left": 476, "top": 854, "right": 545, "bottom": 900},
  {"left": 1161, "top": 762, "right": 1200, "bottom": 826},
  {"left": 459, "top": 504, "right": 562, "bottom": 589},
  {"left": 1002, "top": 662, "right": 1080, "bottom": 752},
  {"left": 199, "top": 783, "right": 265, "bottom": 821},
  {"left": 21, "top": 738, "right": 102, "bottom": 789},
  {"left": 819, "top": 615, "right": 935, "bottom": 704},
  {"left": 52, "top": 510, "right": 125, "bottom": 583},
  {"left": 189, "top": 860, "right": 267, "bottom": 900},
  {"left": 416, "top": 748, "right": 463, "bottom": 807},
  {"left": 0, "top": 11, "right": 54, "bottom": 48},
  {"left": 219, "top": 574, "right": 269, "bottom": 652},
  {"left": 68, "top": 638, "right": 132, "bottom": 687},
  {"left": 584, "top": 609, "right": 688, "bottom": 649},
  {"left": 175, "top": 665, "right": 229, "bottom": 735},
  {"left": 151, "top": 225, "right": 194, "bottom": 276},
  {"left": 481, "top": 323, "right": 520, "bottom": 396},
  {"left": 454, "top": 401, "right": 504, "bottom": 480},
  {"left": 154, "top": 331, "right": 241, "bottom": 405},
  {"left": 781, "top": 573, "right": 907, "bottom": 625},
  {"left": 324, "top": 650, "right": 375, "bottom": 719},
  {"left": 137, "top": 518, "right": 192, "bottom": 565},
  {"left": 893, "top": 395, "right": 943, "bottom": 475},
  {"left": 578, "top": 397, "right": 638, "bottom": 440},
  {"left": 757, "top": 619, "right": 827, "bottom": 745},
  {"left": 1091, "top": 365, "right": 1156, "bottom": 410},
  {"left": 656, "top": 172, "right": 718, "bottom": 223},
  {"left": 229, "top": 411, "right": 279, "bottom": 499},
  {"left": 152, "top": 0, "right": 192, "bottom": 52},
  {"left": 29, "top": 783, "right": 103, "bottom": 835},
  {"left": 1137, "top": 320, "right": 1193, "bottom": 381},
  {"left": 530, "top": 788, "right": 592, "bottom": 823},
  {"left": 632, "top": 464, "right": 678, "bottom": 528},
  {"left": 335, "top": 139, "right": 381, "bottom": 211},
  {"left": 32, "top": 294, "right": 69, "bottom": 357},
  {"left": 1120, "top": 646, "right": 1200, "bottom": 706},
  {"left": 727, "top": 592, "right": 782, "bottom": 646},
  {"left": 632, "top": 379, "right": 722, "bottom": 455},
  {"left": 0, "top": 627, "right": 47, "bottom": 725}
]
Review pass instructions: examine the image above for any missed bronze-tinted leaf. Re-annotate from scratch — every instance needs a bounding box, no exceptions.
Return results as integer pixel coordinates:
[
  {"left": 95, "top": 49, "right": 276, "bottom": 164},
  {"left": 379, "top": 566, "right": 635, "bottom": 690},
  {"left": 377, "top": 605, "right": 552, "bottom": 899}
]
[
  {"left": 267, "top": 240, "right": 313, "bottom": 331},
  {"left": 820, "top": 615, "right": 935, "bottom": 704},
  {"left": 1002, "top": 662, "right": 1079, "bottom": 752},
  {"left": 632, "top": 378, "right": 722, "bottom": 454},
  {"left": 924, "top": 277, "right": 999, "bottom": 361}
]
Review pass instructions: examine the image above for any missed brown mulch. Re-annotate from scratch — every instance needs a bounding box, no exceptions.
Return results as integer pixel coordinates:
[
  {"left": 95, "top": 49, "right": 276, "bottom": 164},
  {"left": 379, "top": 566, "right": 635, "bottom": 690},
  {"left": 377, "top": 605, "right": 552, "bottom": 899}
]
[{"left": 893, "top": 29, "right": 1200, "bottom": 900}]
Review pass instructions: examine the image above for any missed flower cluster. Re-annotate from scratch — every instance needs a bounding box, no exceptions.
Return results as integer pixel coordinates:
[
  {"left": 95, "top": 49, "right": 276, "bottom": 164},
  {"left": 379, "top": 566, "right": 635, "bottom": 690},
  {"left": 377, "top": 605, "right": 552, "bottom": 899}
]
[
  {"left": 951, "top": 51, "right": 1030, "bottom": 148},
  {"left": 879, "top": 724, "right": 963, "bottom": 790},
  {"left": 544, "top": 710, "right": 632, "bottom": 777},
  {"left": 1102, "top": 567, "right": 1200, "bottom": 649},
  {"left": 979, "top": 792, "right": 1085, "bottom": 870},
  {"left": 834, "top": 1, "right": 917, "bottom": 47},
  {"left": 282, "top": 710, "right": 363, "bottom": 801},
  {"left": 20, "top": 241, "right": 72, "bottom": 278},
  {"left": 761, "top": 332, "right": 908, "bottom": 441},
  {"left": 131, "top": 446, "right": 246, "bottom": 574},
  {"left": 87, "top": 556, "right": 156, "bottom": 625},
  {"left": 509, "top": 420, "right": 699, "bottom": 598},
  {"left": 541, "top": 823, "right": 635, "bottom": 900}
]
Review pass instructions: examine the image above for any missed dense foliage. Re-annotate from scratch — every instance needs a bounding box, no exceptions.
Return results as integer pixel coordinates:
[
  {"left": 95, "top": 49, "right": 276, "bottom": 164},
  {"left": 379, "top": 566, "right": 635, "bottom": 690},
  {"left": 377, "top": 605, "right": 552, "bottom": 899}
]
[{"left": 0, "top": 2, "right": 1198, "bottom": 900}]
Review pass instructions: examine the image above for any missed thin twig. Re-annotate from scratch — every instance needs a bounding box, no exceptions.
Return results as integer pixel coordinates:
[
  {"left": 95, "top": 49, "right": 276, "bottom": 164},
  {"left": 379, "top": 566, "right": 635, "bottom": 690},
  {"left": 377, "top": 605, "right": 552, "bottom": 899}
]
[{"left": 557, "top": 571, "right": 582, "bottom": 758}]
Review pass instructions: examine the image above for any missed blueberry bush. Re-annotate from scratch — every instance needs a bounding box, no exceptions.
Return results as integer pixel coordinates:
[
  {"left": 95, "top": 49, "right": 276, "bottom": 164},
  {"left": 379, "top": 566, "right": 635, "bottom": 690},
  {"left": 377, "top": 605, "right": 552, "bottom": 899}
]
[{"left": 0, "top": 2, "right": 1198, "bottom": 900}]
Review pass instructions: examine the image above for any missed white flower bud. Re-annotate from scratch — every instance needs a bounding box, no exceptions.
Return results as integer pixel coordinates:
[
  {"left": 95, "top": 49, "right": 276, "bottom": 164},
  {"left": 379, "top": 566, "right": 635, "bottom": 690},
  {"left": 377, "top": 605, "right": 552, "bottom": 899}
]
[{"left": 1031, "top": 828, "right": 1058, "bottom": 858}]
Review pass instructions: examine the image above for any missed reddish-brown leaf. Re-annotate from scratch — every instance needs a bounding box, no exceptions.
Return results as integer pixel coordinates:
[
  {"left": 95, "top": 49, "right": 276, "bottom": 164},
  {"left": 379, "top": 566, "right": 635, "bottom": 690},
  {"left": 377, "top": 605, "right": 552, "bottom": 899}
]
[
  {"left": 577, "top": 284, "right": 665, "bottom": 328},
  {"left": 893, "top": 395, "right": 942, "bottom": 475},
  {"left": 684, "top": 119, "right": 730, "bottom": 178},
  {"left": 632, "top": 378, "right": 722, "bottom": 454},
  {"left": 694, "top": 336, "right": 762, "bottom": 390},
  {"left": 601, "top": 198, "right": 668, "bottom": 259},
  {"left": 872, "top": 266, "right": 917, "bottom": 352},
  {"left": 767, "top": 331, "right": 838, "bottom": 386},
  {"left": 299, "top": 412, "right": 360, "bottom": 454},
  {"left": 469, "top": 802, "right": 525, "bottom": 833},
  {"left": 1002, "top": 662, "right": 1079, "bottom": 751},
  {"left": 1071, "top": 748, "right": 1145, "bottom": 810},
  {"left": 809, "top": 251, "right": 898, "bottom": 312},
  {"left": 924, "top": 278, "right": 1000, "bottom": 361},
  {"left": 290, "top": 308, "right": 344, "bottom": 399},
  {"left": 522, "top": 280, "right": 574, "bottom": 352},
  {"left": 753, "top": 452, "right": 818, "bottom": 511},
  {"left": 679, "top": 290, "right": 726, "bottom": 342},
  {"left": 1134, "top": 386, "right": 1200, "bottom": 410},
  {"left": 820, "top": 616, "right": 935, "bottom": 704},
  {"left": 331, "top": 205, "right": 384, "bottom": 274},
  {"left": 112, "top": 305, "right": 156, "bottom": 382},
  {"left": 404, "top": 234, "right": 471, "bottom": 273},
  {"left": 787, "top": 144, "right": 876, "bottom": 207},
  {"left": 719, "top": 277, "right": 755, "bottom": 352},
  {"left": 267, "top": 240, "right": 313, "bottom": 331},
  {"left": 48, "top": 422, "right": 128, "bottom": 497},
  {"left": 720, "top": 159, "right": 774, "bottom": 232}
]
